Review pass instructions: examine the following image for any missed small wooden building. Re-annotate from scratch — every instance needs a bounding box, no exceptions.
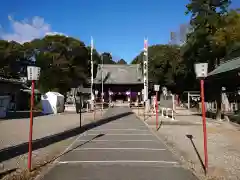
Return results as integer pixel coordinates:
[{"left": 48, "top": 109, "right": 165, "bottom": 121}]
[
  {"left": 207, "top": 56, "right": 240, "bottom": 90},
  {"left": 206, "top": 55, "right": 240, "bottom": 116},
  {"left": 0, "top": 77, "right": 41, "bottom": 111}
]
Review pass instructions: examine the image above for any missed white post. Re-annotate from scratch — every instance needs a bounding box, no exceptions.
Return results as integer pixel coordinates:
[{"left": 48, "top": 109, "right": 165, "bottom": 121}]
[
  {"left": 172, "top": 94, "right": 175, "bottom": 111},
  {"left": 101, "top": 55, "right": 104, "bottom": 113},
  {"left": 94, "top": 90, "right": 98, "bottom": 111},
  {"left": 171, "top": 110, "right": 174, "bottom": 120},
  {"left": 143, "top": 38, "right": 149, "bottom": 112},
  {"left": 188, "top": 92, "right": 190, "bottom": 109},
  {"left": 90, "top": 37, "right": 94, "bottom": 111}
]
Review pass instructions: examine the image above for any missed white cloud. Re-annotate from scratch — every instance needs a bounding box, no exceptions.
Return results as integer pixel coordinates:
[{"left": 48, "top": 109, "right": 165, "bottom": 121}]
[
  {"left": 45, "top": 32, "right": 67, "bottom": 37},
  {"left": 0, "top": 15, "right": 66, "bottom": 43}
]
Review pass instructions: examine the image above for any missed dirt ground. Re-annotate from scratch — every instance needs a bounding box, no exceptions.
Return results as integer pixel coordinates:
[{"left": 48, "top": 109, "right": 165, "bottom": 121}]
[
  {"left": 0, "top": 110, "right": 105, "bottom": 179},
  {"left": 133, "top": 107, "right": 240, "bottom": 180}
]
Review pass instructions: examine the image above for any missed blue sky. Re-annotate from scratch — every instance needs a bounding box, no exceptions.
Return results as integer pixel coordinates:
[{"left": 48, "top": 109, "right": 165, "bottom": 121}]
[{"left": 0, "top": 0, "right": 240, "bottom": 63}]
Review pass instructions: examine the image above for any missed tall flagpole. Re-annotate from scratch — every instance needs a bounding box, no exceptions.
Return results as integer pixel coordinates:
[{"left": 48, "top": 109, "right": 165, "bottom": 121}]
[
  {"left": 143, "top": 38, "right": 149, "bottom": 112},
  {"left": 91, "top": 37, "right": 94, "bottom": 110}
]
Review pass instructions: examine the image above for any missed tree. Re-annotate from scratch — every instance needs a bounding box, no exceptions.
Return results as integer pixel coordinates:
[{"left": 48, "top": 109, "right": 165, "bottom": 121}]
[
  {"left": 212, "top": 10, "right": 240, "bottom": 61},
  {"left": 181, "top": 0, "right": 233, "bottom": 92},
  {"left": 0, "top": 35, "right": 89, "bottom": 93},
  {"left": 117, "top": 59, "right": 127, "bottom": 64},
  {"left": 101, "top": 52, "right": 115, "bottom": 64},
  {"left": 33, "top": 35, "right": 89, "bottom": 93},
  {"left": 184, "top": 0, "right": 231, "bottom": 71},
  {"left": 0, "top": 34, "right": 107, "bottom": 95},
  {"left": 183, "top": 0, "right": 238, "bottom": 120},
  {"left": 0, "top": 40, "right": 25, "bottom": 78},
  {"left": 0, "top": 35, "right": 112, "bottom": 95},
  {"left": 131, "top": 44, "right": 186, "bottom": 93}
]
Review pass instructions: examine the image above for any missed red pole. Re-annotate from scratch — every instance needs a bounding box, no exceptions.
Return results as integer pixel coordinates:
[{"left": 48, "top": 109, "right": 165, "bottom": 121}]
[
  {"left": 28, "top": 80, "right": 35, "bottom": 171},
  {"left": 200, "top": 79, "right": 208, "bottom": 173},
  {"left": 156, "top": 92, "right": 158, "bottom": 130}
]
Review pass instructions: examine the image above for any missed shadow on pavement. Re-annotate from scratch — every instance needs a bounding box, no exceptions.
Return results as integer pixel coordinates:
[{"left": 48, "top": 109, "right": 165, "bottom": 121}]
[
  {"left": 0, "top": 134, "right": 105, "bottom": 178},
  {"left": 1, "top": 111, "right": 45, "bottom": 121},
  {"left": 186, "top": 134, "right": 206, "bottom": 175},
  {"left": 0, "top": 111, "right": 133, "bottom": 163}
]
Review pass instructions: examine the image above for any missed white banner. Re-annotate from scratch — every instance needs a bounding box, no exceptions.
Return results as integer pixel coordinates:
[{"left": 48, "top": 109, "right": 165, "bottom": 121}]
[
  {"left": 91, "top": 37, "right": 94, "bottom": 100},
  {"left": 143, "top": 38, "right": 148, "bottom": 102}
]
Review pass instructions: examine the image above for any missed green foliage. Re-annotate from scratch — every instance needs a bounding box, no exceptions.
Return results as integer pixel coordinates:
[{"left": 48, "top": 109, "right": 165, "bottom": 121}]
[
  {"left": 31, "top": 35, "right": 89, "bottom": 93},
  {"left": 0, "top": 40, "right": 25, "bottom": 78},
  {"left": 0, "top": 34, "right": 118, "bottom": 95},
  {"left": 184, "top": 0, "right": 229, "bottom": 68},
  {"left": 117, "top": 59, "right": 127, "bottom": 64},
  {"left": 0, "top": 35, "right": 97, "bottom": 94},
  {"left": 101, "top": 52, "right": 115, "bottom": 64},
  {"left": 212, "top": 10, "right": 240, "bottom": 59},
  {"left": 131, "top": 0, "right": 240, "bottom": 94},
  {"left": 181, "top": 0, "right": 240, "bottom": 91},
  {"left": 1, "top": 1, "right": 240, "bottom": 98},
  {"left": 131, "top": 44, "right": 186, "bottom": 93}
]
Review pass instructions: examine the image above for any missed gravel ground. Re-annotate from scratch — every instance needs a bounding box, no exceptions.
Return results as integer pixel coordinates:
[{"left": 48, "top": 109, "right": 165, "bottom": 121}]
[
  {"left": 0, "top": 109, "right": 105, "bottom": 179},
  {"left": 133, "top": 108, "right": 240, "bottom": 180}
]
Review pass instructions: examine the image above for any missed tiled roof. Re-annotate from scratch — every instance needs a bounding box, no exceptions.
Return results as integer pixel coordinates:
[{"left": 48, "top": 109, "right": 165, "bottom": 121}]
[
  {"left": 94, "top": 64, "right": 143, "bottom": 84},
  {"left": 208, "top": 56, "right": 240, "bottom": 76}
]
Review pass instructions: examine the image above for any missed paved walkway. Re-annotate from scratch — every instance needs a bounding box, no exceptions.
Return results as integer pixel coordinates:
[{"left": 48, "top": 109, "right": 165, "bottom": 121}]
[{"left": 41, "top": 107, "right": 198, "bottom": 180}]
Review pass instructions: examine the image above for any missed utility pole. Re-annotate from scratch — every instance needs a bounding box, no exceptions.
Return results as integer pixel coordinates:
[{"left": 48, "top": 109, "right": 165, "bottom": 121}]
[
  {"left": 90, "top": 37, "right": 94, "bottom": 111},
  {"left": 101, "top": 54, "right": 104, "bottom": 114}
]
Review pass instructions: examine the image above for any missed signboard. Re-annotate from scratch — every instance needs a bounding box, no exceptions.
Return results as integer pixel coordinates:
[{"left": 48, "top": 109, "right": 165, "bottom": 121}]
[
  {"left": 27, "top": 66, "right": 41, "bottom": 80},
  {"left": 194, "top": 63, "right": 208, "bottom": 78},
  {"left": 154, "top": 85, "right": 160, "bottom": 92}
]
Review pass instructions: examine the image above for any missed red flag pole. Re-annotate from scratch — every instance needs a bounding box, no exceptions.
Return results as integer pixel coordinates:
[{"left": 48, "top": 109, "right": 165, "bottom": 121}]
[
  {"left": 28, "top": 80, "right": 35, "bottom": 171},
  {"left": 200, "top": 79, "right": 208, "bottom": 173}
]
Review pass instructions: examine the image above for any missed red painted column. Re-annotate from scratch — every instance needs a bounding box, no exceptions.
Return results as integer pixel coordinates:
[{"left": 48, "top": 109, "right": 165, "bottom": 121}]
[
  {"left": 200, "top": 79, "right": 208, "bottom": 173},
  {"left": 28, "top": 80, "right": 35, "bottom": 171},
  {"left": 155, "top": 92, "right": 158, "bottom": 130}
]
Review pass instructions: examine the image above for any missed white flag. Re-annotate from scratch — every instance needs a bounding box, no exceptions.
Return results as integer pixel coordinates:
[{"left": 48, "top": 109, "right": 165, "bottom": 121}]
[
  {"left": 144, "top": 38, "right": 148, "bottom": 55},
  {"left": 91, "top": 36, "right": 94, "bottom": 55}
]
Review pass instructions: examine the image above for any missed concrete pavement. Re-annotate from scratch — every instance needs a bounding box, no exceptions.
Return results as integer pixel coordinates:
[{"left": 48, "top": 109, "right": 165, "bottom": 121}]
[{"left": 41, "top": 107, "right": 198, "bottom": 180}]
